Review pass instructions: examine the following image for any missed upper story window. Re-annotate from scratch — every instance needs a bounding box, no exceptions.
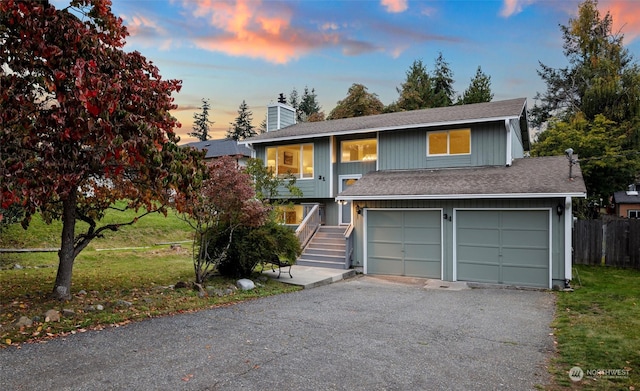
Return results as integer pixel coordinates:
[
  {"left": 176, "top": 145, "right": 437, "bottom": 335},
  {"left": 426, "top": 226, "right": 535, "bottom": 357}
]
[
  {"left": 266, "top": 144, "right": 313, "bottom": 179},
  {"left": 427, "top": 129, "right": 471, "bottom": 156},
  {"left": 341, "top": 138, "right": 377, "bottom": 162}
]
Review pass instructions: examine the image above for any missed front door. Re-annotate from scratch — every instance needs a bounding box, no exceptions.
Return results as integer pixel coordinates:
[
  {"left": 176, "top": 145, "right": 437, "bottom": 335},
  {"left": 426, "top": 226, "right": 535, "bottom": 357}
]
[{"left": 339, "top": 175, "right": 360, "bottom": 225}]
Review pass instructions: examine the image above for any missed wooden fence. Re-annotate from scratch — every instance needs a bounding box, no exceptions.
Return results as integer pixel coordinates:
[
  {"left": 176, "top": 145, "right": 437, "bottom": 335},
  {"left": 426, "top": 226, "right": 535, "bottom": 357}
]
[{"left": 573, "top": 218, "right": 640, "bottom": 269}]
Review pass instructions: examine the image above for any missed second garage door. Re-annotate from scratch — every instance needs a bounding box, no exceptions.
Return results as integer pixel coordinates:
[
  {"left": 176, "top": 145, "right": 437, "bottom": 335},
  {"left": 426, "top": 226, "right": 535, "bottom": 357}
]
[
  {"left": 455, "top": 210, "right": 550, "bottom": 288},
  {"left": 366, "top": 210, "right": 442, "bottom": 278}
]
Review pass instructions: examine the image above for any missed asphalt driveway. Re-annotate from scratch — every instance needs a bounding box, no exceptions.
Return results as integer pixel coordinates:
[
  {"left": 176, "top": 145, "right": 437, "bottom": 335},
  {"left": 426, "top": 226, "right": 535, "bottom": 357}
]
[{"left": 0, "top": 276, "right": 555, "bottom": 390}]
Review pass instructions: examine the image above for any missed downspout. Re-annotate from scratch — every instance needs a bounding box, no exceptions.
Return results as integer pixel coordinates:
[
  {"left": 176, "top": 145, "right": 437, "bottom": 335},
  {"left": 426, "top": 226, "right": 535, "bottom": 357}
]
[
  {"left": 505, "top": 119, "right": 512, "bottom": 166},
  {"left": 564, "top": 196, "right": 573, "bottom": 282}
]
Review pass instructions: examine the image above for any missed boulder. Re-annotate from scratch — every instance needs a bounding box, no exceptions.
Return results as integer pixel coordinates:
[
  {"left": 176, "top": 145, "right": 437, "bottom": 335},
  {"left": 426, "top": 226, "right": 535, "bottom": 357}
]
[
  {"left": 44, "top": 309, "right": 60, "bottom": 322},
  {"left": 236, "top": 279, "right": 255, "bottom": 291},
  {"left": 15, "top": 316, "right": 33, "bottom": 328}
]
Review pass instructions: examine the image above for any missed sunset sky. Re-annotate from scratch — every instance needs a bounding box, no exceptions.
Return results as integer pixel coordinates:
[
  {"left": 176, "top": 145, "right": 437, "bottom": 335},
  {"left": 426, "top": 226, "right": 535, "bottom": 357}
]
[{"left": 54, "top": 0, "right": 640, "bottom": 143}]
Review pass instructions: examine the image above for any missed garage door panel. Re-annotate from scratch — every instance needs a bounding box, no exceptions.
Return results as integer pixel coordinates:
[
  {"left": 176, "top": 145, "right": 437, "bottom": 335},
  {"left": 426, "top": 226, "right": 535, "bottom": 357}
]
[
  {"left": 502, "top": 247, "right": 548, "bottom": 267},
  {"left": 501, "top": 211, "right": 547, "bottom": 229},
  {"left": 502, "top": 267, "right": 548, "bottom": 288},
  {"left": 457, "top": 211, "right": 500, "bottom": 228},
  {"left": 457, "top": 245, "right": 500, "bottom": 263},
  {"left": 457, "top": 228, "right": 500, "bottom": 246},
  {"left": 457, "top": 262, "right": 499, "bottom": 283},
  {"left": 502, "top": 230, "right": 547, "bottom": 246},
  {"left": 368, "top": 257, "right": 403, "bottom": 275}
]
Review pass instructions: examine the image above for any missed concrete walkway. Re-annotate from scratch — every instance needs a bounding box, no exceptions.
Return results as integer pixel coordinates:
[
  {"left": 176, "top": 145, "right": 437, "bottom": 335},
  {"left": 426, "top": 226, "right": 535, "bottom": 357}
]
[{"left": 261, "top": 265, "right": 356, "bottom": 289}]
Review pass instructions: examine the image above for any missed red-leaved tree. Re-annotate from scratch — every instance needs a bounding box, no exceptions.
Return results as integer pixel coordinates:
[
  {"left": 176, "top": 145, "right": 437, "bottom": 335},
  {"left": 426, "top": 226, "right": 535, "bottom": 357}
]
[
  {"left": 0, "top": 0, "right": 204, "bottom": 300},
  {"left": 176, "top": 156, "right": 268, "bottom": 284}
]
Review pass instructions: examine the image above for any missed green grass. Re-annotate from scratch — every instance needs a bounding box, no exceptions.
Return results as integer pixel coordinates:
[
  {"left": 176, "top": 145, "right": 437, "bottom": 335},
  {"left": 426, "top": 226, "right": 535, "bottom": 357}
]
[
  {"left": 0, "top": 208, "right": 301, "bottom": 346},
  {"left": 550, "top": 265, "right": 640, "bottom": 390}
]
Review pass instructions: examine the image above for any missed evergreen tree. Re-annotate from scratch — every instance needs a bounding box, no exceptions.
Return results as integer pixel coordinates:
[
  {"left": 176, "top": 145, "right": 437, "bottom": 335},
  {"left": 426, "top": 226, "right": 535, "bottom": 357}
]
[
  {"left": 288, "top": 88, "right": 299, "bottom": 113},
  {"left": 299, "top": 86, "right": 321, "bottom": 121},
  {"left": 458, "top": 66, "right": 493, "bottom": 105},
  {"left": 227, "top": 100, "right": 256, "bottom": 141},
  {"left": 531, "top": 0, "right": 639, "bottom": 127},
  {"left": 328, "top": 84, "right": 384, "bottom": 119},
  {"left": 189, "top": 98, "right": 214, "bottom": 141},
  {"left": 395, "top": 59, "right": 433, "bottom": 111},
  {"left": 431, "top": 52, "right": 455, "bottom": 107}
]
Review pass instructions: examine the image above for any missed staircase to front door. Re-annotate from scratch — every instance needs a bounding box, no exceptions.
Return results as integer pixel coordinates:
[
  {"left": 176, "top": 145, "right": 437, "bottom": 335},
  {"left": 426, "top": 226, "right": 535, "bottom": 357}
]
[{"left": 296, "top": 226, "right": 349, "bottom": 269}]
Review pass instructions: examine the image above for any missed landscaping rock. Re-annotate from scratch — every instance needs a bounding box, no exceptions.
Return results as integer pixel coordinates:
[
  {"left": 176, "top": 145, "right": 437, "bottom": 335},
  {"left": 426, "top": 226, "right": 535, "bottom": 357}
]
[
  {"left": 257, "top": 275, "right": 268, "bottom": 282},
  {"left": 115, "top": 300, "right": 132, "bottom": 308},
  {"left": 62, "top": 309, "right": 76, "bottom": 318},
  {"left": 174, "top": 281, "right": 188, "bottom": 289},
  {"left": 84, "top": 305, "right": 96, "bottom": 312},
  {"left": 236, "top": 279, "right": 255, "bottom": 291},
  {"left": 77, "top": 290, "right": 88, "bottom": 296},
  {"left": 44, "top": 309, "right": 60, "bottom": 322},
  {"left": 15, "top": 316, "right": 33, "bottom": 328},
  {"left": 13, "top": 264, "right": 23, "bottom": 270}
]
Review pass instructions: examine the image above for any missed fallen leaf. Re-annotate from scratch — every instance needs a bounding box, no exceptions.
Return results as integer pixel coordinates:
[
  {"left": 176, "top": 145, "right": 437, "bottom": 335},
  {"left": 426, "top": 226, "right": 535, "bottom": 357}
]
[{"left": 5, "top": 338, "right": 11, "bottom": 345}]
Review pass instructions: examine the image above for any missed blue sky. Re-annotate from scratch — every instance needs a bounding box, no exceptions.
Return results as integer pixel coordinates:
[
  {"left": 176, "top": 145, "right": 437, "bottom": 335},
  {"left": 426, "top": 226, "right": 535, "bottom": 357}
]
[{"left": 54, "top": 0, "right": 640, "bottom": 142}]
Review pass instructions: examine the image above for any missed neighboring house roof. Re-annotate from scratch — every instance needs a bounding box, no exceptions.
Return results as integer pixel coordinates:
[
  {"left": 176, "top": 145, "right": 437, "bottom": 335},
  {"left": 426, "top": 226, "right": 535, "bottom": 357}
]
[
  {"left": 184, "top": 139, "right": 252, "bottom": 159},
  {"left": 613, "top": 191, "right": 640, "bottom": 204},
  {"left": 337, "top": 156, "right": 587, "bottom": 201},
  {"left": 241, "top": 98, "right": 528, "bottom": 144}
]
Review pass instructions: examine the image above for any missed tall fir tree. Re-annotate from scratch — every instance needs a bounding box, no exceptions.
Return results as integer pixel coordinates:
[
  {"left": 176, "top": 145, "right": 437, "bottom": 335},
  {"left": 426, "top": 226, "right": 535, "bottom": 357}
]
[
  {"left": 299, "top": 86, "right": 321, "bottom": 121},
  {"left": 395, "top": 59, "right": 433, "bottom": 111},
  {"left": 431, "top": 52, "right": 455, "bottom": 107},
  {"left": 458, "top": 66, "right": 493, "bottom": 105},
  {"left": 328, "top": 84, "right": 384, "bottom": 119},
  {"left": 227, "top": 100, "right": 256, "bottom": 141},
  {"left": 189, "top": 98, "right": 214, "bottom": 141}
]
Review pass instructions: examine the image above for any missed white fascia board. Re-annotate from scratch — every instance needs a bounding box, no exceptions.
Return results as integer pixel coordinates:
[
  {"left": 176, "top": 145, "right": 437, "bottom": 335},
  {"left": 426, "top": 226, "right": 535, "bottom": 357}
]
[
  {"left": 241, "top": 115, "right": 521, "bottom": 145},
  {"left": 336, "top": 192, "right": 587, "bottom": 201}
]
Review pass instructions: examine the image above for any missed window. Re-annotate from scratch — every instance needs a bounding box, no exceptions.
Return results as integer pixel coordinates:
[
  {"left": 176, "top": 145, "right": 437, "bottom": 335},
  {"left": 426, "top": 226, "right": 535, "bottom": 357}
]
[
  {"left": 341, "top": 139, "right": 377, "bottom": 162},
  {"left": 628, "top": 210, "right": 640, "bottom": 218},
  {"left": 266, "top": 144, "right": 313, "bottom": 179},
  {"left": 276, "top": 204, "right": 303, "bottom": 224},
  {"left": 427, "top": 129, "right": 471, "bottom": 156}
]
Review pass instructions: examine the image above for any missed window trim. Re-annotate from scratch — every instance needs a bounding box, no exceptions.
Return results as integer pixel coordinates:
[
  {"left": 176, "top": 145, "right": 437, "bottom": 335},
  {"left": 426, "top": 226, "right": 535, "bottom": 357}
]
[
  {"left": 340, "top": 138, "right": 378, "bottom": 163},
  {"left": 628, "top": 210, "right": 640, "bottom": 219},
  {"left": 427, "top": 129, "right": 471, "bottom": 157},
  {"left": 265, "top": 143, "right": 314, "bottom": 180}
]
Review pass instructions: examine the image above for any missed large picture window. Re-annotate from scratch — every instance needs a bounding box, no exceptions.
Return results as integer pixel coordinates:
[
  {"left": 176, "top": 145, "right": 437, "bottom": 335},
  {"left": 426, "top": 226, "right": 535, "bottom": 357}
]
[
  {"left": 266, "top": 144, "right": 313, "bottom": 179},
  {"left": 341, "top": 138, "right": 377, "bottom": 162},
  {"left": 427, "top": 129, "right": 471, "bottom": 156}
]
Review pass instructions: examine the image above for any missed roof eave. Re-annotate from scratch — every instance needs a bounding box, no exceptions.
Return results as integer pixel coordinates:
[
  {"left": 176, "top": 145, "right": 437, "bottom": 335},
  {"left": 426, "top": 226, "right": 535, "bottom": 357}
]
[
  {"left": 336, "top": 192, "right": 588, "bottom": 201},
  {"left": 241, "top": 115, "right": 521, "bottom": 145}
]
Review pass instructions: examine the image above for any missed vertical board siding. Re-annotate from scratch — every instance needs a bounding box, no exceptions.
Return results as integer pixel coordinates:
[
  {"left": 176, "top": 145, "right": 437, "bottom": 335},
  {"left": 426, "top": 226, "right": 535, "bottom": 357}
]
[{"left": 378, "top": 122, "right": 507, "bottom": 170}]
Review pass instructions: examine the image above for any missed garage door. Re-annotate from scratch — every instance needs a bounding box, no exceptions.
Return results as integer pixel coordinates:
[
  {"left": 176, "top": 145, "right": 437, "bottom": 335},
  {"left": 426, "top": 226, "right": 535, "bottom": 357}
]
[
  {"left": 367, "top": 210, "right": 441, "bottom": 278},
  {"left": 456, "top": 210, "right": 549, "bottom": 288}
]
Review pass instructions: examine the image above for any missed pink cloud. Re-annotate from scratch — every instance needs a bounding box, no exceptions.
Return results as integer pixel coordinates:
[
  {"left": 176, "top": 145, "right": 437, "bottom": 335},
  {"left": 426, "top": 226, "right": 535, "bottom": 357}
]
[
  {"left": 381, "top": 0, "right": 408, "bottom": 13},
  {"left": 186, "top": 0, "right": 339, "bottom": 64},
  {"left": 601, "top": 0, "right": 640, "bottom": 42},
  {"left": 122, "top": 14, "right": 174, "bottom": 50},
  {"left": 500, "top": 0, "right": 537, "bottom": 18}
]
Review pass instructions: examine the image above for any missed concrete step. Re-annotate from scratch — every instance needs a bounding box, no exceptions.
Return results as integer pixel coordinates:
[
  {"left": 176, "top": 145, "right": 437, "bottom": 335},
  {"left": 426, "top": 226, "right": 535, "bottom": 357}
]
[
  {"left": 303, "top": 248, "right": 345, "bottom": 256},
  {"left": 296, "top": 258, "right": 347, "bottom": 269}
]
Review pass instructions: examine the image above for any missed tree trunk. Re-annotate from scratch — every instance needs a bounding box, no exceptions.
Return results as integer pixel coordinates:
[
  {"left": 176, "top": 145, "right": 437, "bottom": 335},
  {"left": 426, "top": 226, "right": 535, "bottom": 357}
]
[{"left": 52, "top": 189, "right": 77, "bottom": 300}]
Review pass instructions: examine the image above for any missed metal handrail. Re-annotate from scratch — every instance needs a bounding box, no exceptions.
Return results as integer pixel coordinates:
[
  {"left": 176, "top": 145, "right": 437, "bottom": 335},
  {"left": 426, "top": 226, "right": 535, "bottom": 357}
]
[
  {"left": 295, "top": 204, "right": 320, "bottom": 249},
  {"left": 344, "top": 223, "right": 354, "bottom": 268}
]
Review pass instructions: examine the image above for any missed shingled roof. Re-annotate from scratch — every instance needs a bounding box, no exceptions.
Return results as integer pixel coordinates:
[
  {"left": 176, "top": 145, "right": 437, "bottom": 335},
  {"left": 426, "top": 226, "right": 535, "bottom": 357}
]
[
  {"left": 242, "top": 98, "right": 527, "bottom": 144},
  {"left": 336, "top": 156, "right": 587, "bottom": 200},
  {"left": 183, "top": 139, "right": 252, "bottom": 159}
]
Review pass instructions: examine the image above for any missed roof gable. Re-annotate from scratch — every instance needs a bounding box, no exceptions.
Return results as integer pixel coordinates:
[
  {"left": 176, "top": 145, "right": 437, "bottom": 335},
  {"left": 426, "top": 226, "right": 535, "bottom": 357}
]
[{"left": 242, "top": 98, "right": 527, "bottom": 144}]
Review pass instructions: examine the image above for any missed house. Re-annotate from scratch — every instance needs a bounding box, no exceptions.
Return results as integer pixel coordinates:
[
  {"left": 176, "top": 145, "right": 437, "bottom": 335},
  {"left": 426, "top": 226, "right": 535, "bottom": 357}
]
[
  {"left": 612, "top": 185, "right": 640, "bottom": 218},
  {"left": 183, "top": 138, "right": 253, "bottom": 166},
  {"left": 241, "top": 98, "right": 587, "bottom": 289}
]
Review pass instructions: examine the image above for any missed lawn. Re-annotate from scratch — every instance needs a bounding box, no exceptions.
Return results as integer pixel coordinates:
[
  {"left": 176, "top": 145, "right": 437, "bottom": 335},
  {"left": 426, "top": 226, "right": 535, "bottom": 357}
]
[
  {"left": 0, "top": 209, "right": 301, "bottom": 346},
  {"left": 551, "top": 265, "right": 640, "bottom": 390}
]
